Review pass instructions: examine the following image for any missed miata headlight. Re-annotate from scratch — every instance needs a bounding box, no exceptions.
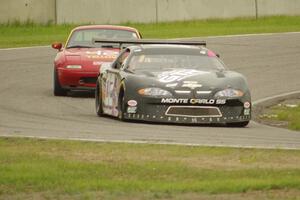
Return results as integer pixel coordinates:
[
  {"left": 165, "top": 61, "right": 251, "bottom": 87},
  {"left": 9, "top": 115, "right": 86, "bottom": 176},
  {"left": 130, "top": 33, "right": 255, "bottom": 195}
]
[
  {"left": 214, "top": 88, "right": 244, "bottom": 98},
  {"left": 65, "top": 65, "right": 82, "bottom": 69},
  {"left": 138, "top": 87, "right": 172, "bottom": 97}
]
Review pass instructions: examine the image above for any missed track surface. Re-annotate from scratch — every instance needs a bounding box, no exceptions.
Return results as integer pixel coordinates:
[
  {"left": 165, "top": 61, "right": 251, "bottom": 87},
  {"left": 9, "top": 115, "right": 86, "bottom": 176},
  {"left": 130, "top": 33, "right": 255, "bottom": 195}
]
[{"left": 0, "top": 33, "right": 300, "bottom": 149}]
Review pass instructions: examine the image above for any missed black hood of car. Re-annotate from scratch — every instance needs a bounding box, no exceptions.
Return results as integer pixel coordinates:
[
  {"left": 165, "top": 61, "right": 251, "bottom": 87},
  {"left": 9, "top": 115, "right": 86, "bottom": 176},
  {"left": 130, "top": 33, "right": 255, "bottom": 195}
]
[{"left": 131, "top": 68, "right": 248, "bottom": 91}]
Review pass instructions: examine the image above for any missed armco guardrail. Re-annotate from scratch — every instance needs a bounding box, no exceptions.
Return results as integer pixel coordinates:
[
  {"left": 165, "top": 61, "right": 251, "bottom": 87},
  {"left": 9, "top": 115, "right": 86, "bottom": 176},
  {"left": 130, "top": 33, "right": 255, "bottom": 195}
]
[{"left": 0, "top": 0, "right": 299, "bottom": 24}]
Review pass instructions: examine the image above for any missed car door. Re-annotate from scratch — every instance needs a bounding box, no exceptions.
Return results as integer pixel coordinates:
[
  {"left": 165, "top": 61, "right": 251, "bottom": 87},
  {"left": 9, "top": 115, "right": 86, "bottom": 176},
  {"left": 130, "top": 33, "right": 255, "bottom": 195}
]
[{"left": 102, "top": 49, "right": 130, "bottom": 116}]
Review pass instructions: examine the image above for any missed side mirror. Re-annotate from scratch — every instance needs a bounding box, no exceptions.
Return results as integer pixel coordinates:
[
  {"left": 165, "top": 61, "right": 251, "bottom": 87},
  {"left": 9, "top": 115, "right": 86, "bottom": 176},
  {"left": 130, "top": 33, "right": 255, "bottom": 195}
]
[{"left": 52, "top": 42, "right": 62, "bottom": 50}]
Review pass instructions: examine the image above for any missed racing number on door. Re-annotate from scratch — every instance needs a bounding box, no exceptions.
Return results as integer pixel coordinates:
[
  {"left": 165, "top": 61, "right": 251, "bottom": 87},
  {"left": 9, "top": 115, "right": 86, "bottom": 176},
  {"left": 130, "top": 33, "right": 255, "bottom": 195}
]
[
  {"left": 102, "top": 49, "right": 129, "bottom": 116},
  {"left": 103, "top": 72, "right": 120, "bottom": 116}
]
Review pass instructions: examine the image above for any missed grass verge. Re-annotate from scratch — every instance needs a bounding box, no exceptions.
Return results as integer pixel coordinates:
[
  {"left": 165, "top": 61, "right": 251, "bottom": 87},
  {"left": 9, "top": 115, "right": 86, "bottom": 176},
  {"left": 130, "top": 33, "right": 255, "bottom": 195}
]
[
  {"left": 0, "top": 137, "right": 300, "bottom": 199},
  {"left": 259, "top": 99, "right": 300, "bottom": 131},
  {"left": 1, "top": 16, "right": 300, "bottom": 48}
]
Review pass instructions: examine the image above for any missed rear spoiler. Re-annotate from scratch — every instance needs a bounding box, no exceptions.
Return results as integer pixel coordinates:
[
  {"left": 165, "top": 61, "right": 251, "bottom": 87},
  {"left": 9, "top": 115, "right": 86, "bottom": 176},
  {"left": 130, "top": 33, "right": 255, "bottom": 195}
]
[{"left": 92, "top": 38, "right": 206, "bottom": 48}]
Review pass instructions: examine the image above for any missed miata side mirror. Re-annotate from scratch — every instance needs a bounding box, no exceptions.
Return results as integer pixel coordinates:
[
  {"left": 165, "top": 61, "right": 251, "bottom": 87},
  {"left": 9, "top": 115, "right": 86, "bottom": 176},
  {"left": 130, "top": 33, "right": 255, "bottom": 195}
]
[{"left": 52, "top": 42, "right": 62, "bottom": 50}]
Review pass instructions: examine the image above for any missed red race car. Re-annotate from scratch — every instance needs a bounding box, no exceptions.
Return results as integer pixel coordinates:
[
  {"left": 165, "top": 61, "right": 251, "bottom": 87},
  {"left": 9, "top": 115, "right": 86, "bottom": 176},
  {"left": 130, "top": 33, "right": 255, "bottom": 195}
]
[{"left": 52, "top": 25, "right": 142, "bottom": 96}]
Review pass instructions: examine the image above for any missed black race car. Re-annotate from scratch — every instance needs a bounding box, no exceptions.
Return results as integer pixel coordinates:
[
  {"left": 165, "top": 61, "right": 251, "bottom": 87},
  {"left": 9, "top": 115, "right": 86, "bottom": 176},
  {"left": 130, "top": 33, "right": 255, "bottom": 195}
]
[{"left": 95, "top": 40, "right": 251, "bottom": 127}]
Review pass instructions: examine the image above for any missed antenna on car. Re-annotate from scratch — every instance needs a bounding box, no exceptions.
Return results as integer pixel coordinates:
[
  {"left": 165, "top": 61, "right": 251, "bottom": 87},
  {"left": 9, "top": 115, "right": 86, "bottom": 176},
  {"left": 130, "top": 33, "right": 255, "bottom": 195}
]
[{"left": 92, "top": 39, "right": 206, "bottom": 49}]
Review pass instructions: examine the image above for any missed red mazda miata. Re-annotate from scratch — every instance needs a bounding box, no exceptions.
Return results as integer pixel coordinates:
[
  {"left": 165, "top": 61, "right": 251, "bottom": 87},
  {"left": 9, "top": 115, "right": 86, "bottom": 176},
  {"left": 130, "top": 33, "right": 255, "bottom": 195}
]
[{"left": 52, "top": 25, "right": 141, "bottom": 96}]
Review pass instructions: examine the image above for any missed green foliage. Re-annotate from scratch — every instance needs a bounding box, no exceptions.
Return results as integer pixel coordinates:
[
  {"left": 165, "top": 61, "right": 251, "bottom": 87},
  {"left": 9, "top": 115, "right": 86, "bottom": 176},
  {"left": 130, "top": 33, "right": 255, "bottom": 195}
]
[
  {"left": 1, "top": 16, "right": 300, "bottom": 48},
  {"left": 272, "top": 103, "right": 300, "bottom": 131},
  {"left": 0, "top": 138, "right": 300, "bottom": 199}
]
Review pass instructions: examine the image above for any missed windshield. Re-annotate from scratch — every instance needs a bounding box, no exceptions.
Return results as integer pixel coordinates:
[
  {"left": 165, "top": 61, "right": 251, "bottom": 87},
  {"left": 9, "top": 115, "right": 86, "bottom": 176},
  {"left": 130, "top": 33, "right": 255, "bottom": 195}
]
[
  {"left": 66, "top": 29, "right": 138, "bottom": 48},
  {"left": 127, "top": 53, "right": 225, "bottom": 72}
]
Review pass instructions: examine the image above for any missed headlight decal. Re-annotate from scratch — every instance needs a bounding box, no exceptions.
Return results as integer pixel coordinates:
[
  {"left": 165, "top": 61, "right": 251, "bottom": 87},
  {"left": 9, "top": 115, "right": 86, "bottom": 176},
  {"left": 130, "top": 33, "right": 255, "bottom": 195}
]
[
  {"left": 214, "top": 88, "right": 244, "bottom": 98},
  {"left": 138, "top": 88, "right": 172, "bottom": 97}
]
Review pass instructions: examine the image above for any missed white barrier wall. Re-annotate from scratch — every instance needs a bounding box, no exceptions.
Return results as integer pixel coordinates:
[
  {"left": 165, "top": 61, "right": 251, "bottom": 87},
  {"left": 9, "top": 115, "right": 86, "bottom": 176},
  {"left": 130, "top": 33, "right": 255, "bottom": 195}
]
[
  {"left": 56, "top": 0, "right": 300, "bottom": 24},
  {"left": 0, "top": 0, "right": 300, "bottom": 24},
  {"left": 56, "top": 0, "right": 157, "bottom": 24},
  {"left": 0, "top": 0, "right": 55, "bottom": 24},
  {"left": 157, "top": 0, "right": 256, "bottom": 22},
  {"left": 56, "top": 0, "right": 257, "bottom": 24},
  {"left": 258, "top": 0, "right": 300, "bottom": 16}
]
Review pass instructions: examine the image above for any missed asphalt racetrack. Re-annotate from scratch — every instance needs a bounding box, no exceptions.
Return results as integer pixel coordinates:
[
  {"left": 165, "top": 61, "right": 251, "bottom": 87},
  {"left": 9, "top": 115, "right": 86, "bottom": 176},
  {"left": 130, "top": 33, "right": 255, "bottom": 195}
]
[{"left": 0, "top": 33, "right": 299, "bottom": 149}]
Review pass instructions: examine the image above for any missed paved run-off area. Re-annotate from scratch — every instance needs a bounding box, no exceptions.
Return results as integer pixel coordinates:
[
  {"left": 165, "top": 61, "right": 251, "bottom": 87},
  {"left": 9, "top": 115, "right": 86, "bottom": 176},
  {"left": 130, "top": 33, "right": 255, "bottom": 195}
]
[{"left": 0, "top": 32, "right": 299, "bottom": 149}]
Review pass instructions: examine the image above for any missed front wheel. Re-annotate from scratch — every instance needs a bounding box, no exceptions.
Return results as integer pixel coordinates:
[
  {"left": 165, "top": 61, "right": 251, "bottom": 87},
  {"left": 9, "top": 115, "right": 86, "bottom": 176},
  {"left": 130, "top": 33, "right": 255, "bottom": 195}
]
[
  {"left": 227, "top": 121, "right": 249, "bottom": 127},
  {"left": 95, "top": 78, "right": 104, "bottom": 117},
  {"left": 118, "top": 88, "right": 125, "bottom": 120}
]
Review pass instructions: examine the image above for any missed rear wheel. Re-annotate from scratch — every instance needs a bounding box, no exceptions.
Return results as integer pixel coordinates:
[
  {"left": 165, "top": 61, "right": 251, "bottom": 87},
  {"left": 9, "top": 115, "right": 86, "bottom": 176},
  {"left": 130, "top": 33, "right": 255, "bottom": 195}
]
[
  {"left": 95, "top": 78, "right": 104, "bottom": 117},
  {"left": 227, "top": 121, "right": 249, "bottom": 127},
  {"left": 53, "top": 69, "right": 67, "bottom": 96}
]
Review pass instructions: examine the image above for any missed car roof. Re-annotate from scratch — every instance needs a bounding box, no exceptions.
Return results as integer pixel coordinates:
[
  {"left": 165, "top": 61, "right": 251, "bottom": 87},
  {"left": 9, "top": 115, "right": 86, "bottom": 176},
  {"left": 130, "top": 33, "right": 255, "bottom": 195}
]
[{"left": 72, "top": 25, "right": 139, "bottom": 33}]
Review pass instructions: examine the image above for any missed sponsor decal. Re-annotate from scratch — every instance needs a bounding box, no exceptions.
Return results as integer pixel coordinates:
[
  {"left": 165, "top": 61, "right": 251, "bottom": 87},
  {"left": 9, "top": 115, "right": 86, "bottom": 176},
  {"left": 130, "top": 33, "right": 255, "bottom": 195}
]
[
  {"left": 87, "top": 55, "right": 117, "bottom": 59},
  {"left": 244, "top": 108, "right": 251, "bottom": 115},
  {"left": 93, "top": 61, "right": 103, "bottom": 66},
  {"left": 244, "top": 102, "right": 251, "bottom": 109},
  {"left": 86, "top": 50, "right": 118, "bottom": 59},
  {"left": 158, "top": 69, "right": 209, "bottom": 83},
  {"left": 86, "top": 50, "right": 119, "bottom": 56},
  {"left": 182, "top": 83, "right": 202, "bottom": 89},
  {"left": 128, "top": 100, "right": 138, "bottom": 107},
  {"left": 161, "top": 98, "right": 226, "bottom": 105},
  {"left": 127, "top": 106, "right": 137, "bottom": 114}
]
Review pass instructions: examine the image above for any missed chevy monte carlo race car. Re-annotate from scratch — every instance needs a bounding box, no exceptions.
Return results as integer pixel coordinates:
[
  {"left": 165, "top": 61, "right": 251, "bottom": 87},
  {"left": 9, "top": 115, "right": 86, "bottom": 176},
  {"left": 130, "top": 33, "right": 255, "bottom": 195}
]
[
  {"left": 51, "top": 25, "right": 141, "bottom": 96},
  {"left": 95, "top": 40, "right": 251, "bottom": 127}
]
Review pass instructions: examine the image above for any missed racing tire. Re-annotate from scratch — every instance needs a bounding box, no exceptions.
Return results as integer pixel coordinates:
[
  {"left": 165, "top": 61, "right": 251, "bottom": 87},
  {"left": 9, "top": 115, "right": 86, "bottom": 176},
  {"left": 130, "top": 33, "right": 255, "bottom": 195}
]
[
  {"left": 227, "top": 121, "right": 249, "bottom": 127},
  {"left": 118, "top": 88, "right": 126, "bottom": 120},
  {"left": 53, "top": 69, "right": 68, "bottom": 96},
  {"left": 95, "top": 78, "right": 104, "bottom": 117}
]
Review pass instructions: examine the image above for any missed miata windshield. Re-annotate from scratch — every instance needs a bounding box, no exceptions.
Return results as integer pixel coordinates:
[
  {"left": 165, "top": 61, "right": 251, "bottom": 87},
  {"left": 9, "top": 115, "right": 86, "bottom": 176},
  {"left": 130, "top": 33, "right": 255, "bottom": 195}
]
[{"left": 67, "top": 29, "right": 138, "bottom": 48}]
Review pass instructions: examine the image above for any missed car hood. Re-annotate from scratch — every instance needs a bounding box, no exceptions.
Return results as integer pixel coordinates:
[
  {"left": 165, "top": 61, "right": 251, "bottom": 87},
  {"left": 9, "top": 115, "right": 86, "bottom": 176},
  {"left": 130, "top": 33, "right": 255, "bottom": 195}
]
[
  {"left": 64, "top": 48, "right": 120, "bottom": 66},
  {"left": 132, "top": 68, "right": 248, "bottom": 91}
]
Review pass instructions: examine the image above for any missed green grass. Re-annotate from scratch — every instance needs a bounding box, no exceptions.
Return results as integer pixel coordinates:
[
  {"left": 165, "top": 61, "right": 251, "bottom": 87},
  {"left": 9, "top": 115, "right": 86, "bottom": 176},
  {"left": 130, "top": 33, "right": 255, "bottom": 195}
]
[
  {"left": 262, "top": 102, "right": 300, "bottom": 131},
  {"left": 0, "top": 137, "right": 300, "bottom": 199},
  {"left": 1, "top": 16, "right": 300, "bottom": 48}
]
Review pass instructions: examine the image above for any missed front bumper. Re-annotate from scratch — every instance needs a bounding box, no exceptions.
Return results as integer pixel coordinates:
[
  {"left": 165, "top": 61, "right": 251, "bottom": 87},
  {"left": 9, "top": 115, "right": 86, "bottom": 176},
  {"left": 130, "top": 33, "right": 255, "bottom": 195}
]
[
  {"left": 58, "top": 68, "right": 98, "bottom": 90},
  {"left": 123, "top": 98, "right": 251, "bottom": 124}
]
